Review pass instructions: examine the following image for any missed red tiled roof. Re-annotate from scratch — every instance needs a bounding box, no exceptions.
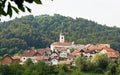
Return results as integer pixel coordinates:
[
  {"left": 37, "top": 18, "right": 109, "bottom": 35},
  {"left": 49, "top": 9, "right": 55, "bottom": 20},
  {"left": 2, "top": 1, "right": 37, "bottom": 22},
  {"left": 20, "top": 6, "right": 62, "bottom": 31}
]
[
  {"left": 38, "top": 49, "right": 51, "bottom": 55},
  {"left": 23, "top": 50, "right": 37, "bottom": 57},
  {"left": 103, "top": 48, "right": 116, "bottom": 52},
  {"left": 23, "top": 48, "right": 51, "bottom": 57},
  {"left": 108, "top": 52, "right": 118, "bottom": 58},
  {"left": 84, "top": 50, "right": 93, "bottom": 53},
  {"left": 85, "top": 44, "right": 109, "bottom": 51},
  {"left": 52, "top": 42, "right": 72, "bottom": 46},
  {"left": 2, "top": 55, "right": 14, "bottom": 65}
]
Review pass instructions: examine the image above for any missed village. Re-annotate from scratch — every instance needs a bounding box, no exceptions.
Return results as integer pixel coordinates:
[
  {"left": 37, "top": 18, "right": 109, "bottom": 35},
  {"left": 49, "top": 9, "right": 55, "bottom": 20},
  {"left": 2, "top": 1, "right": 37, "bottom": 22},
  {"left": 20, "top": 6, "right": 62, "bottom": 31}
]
[{"left": 1, "top": 32, "right": 118, "bottom": 65}]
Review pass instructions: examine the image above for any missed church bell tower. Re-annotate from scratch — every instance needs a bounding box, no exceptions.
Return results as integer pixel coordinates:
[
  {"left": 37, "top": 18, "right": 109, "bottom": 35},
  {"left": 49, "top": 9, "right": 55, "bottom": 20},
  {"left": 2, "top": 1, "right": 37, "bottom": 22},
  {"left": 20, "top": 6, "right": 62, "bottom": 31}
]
[{"left": 60, "top": 32, "right": 65, "bottom": 42}]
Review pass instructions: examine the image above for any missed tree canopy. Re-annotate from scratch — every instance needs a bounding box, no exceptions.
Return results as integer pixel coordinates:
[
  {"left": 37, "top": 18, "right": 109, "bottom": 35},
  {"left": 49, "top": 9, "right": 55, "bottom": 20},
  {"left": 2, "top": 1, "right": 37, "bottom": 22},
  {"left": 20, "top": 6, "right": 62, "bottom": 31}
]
[{"left": 0, "top": 0, "right": 42, "bottom": 18}]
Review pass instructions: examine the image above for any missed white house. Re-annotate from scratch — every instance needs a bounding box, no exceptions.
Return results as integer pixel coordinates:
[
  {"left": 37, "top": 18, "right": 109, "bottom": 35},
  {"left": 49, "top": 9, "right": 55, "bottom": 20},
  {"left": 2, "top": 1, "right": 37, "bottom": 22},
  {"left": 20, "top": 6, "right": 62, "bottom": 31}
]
[
  {"left": 51, "top": 58, "right": 58, "bottom": 65},
  {"left": 22, "top": 50, "right": 37, "bottom": 63},
  {"left": 60, "top": 52, "right": 67, "bottom": 58}
]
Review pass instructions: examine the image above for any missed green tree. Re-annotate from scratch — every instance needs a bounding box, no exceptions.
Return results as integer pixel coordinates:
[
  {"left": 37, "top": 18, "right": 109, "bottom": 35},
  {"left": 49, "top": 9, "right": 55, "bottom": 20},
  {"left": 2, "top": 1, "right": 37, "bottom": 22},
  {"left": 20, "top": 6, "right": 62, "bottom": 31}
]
[
  {"left": 9, "top": 62, "right": 24, "bottom": 75},
  {"left": 0, "top": 64, "right": 12, "bottom": 75},
  {"left": 0, "top": 0, "right": 42, "bottom": 17},
  {"left": 24, "top": 58, "right": 33, "bottom": 66},
  {"left": 34, "top": 61, "right": 51, "bottom": 75},
  {"left": 105, "top": 61, "right": 117, "bottom": 75},
  {"left": 92, "top": 54, "right": 109, "bottom": 70},
  {"left": 75, "top": 56, "right": 95, "bottom": 72}
]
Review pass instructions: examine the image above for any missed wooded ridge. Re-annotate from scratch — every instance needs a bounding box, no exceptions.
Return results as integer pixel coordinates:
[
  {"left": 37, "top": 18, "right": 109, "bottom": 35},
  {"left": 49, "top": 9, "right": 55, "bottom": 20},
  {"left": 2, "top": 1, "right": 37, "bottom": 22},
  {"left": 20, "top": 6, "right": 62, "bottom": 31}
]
[{"left": 0, "top": 14, "right": 120, "bottom": 56}]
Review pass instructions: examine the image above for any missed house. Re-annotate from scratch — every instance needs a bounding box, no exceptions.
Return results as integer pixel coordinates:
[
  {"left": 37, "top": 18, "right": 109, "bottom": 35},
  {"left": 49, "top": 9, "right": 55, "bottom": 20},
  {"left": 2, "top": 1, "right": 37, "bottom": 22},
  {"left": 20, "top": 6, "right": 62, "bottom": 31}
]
[
  {"left": 22, "top": 48, "right": 51, "bottom": 63},
  {"left": 1, "top": 55, "right": 20, "bottom": 65},
  {"left": 51, "top": 58, "right": 58, "bottom": 65},
  {"left": 50, "top": 50, "right": 59, "bottom": 59},
  {"left": 84, "top": 50, "right": 97, "bottom": 58},
  {"left": 100, "top": 48, "right": 118, "bottom": 60},
  {"left": 22, "top": 50, "right": 38, "bottom": 63}
]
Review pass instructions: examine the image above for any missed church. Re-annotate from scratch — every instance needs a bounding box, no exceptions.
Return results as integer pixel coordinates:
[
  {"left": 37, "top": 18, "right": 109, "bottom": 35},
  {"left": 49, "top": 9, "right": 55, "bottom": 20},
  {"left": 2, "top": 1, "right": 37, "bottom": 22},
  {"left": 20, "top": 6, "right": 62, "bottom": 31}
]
[{"left": 50, "top": 33, "right": 84, "bottom": 52}]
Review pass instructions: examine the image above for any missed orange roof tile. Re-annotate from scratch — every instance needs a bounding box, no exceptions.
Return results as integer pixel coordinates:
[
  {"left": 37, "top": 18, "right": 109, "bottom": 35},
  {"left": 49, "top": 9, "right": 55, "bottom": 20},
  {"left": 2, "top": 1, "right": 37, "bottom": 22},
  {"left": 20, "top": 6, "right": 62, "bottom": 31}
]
[
  {"left": 85, "top": 44, "right": 109, "bottom": 51},
  {"left": 108, "top": 52, "right": 118, "bottom": 58},
  {"left": 23, "top": 50, "right": 37, "bottom": 57},
  {"left": 103, "top": 48, "right": 116, "bottom": 52}
]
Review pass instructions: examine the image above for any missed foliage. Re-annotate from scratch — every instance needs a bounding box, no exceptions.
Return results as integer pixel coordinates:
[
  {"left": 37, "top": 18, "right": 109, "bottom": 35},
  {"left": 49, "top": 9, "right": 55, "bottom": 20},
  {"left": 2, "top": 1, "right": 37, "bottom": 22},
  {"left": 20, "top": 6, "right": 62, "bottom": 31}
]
[
  {"left": 70, "top": 48, "right": 74, "bottom": 53},
  {"left": 0, "top": 14, "right": 120, "bottom": 56},
  {"left": 0, "top": 0, "right": 42, "bottom": 17},
  {"left": 92, "top": 53, "right": 109, "bottom": 70},
  {"left": 9, "top": 62, "right": 24, "bottom": 75},
  {"left": 105, "top": 61, "right": 117, "bottom": 75},
  {"left": 24, "top": 58, "right": 33, "bottom": 66},
  {"left": 75, "top": 56, "right": 93, "bottom": 71},
  {"left": 0, "top": 56, "right": 120, "bottom": 75}
]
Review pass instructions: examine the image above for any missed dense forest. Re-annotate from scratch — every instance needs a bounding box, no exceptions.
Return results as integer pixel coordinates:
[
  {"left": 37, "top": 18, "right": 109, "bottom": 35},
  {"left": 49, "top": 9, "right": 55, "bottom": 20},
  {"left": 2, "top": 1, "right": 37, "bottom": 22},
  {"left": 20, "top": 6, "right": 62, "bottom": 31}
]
[{"left": 0, "top": 14, "right": 120, "bottom": 56}]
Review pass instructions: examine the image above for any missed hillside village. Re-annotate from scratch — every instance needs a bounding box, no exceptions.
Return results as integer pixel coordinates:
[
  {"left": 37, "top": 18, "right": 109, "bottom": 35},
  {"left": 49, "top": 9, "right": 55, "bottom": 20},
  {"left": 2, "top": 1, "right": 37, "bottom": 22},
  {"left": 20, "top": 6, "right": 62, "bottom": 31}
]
[{"left": 1, "top": 32, "right": 118, "bottom": 65}]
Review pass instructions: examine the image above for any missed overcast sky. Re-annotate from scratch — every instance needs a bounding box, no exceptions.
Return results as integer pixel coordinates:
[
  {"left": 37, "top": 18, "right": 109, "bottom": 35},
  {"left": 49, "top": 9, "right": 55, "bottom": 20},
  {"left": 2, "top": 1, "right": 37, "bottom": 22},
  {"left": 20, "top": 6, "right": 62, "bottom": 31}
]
[{"left": 1, "top": 0, "right": 120, "bottom": 27}]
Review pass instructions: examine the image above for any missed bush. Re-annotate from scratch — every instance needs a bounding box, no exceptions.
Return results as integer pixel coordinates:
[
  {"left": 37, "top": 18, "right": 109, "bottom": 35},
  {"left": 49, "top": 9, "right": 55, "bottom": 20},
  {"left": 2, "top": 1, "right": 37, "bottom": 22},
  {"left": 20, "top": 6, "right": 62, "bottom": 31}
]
[{"left": 94, "top": 68, "right": 103, "bottom": 73}]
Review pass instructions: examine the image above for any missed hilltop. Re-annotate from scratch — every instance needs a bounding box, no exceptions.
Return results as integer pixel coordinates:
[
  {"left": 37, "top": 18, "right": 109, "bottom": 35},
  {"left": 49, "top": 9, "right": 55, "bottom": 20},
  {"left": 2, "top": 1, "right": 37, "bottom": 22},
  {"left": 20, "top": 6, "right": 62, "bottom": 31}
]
[{"left": 0, "top": 14, "right": 120, "bottom": 56}]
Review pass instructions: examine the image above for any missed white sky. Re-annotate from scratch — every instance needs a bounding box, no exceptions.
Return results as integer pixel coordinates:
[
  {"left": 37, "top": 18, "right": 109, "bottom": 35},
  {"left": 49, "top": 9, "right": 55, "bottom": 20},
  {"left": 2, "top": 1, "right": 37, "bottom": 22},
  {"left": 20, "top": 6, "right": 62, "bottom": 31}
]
[{"left": 1, "top": 0, "right": 120, "bottom": 27}]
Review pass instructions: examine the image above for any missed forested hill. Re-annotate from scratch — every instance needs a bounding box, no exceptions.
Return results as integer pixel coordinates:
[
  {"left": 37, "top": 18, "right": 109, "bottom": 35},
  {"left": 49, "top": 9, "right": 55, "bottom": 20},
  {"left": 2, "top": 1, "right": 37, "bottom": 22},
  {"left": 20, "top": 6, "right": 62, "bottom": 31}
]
[{"left": 0, "top": 14, "right": 120, "bottom": 56}]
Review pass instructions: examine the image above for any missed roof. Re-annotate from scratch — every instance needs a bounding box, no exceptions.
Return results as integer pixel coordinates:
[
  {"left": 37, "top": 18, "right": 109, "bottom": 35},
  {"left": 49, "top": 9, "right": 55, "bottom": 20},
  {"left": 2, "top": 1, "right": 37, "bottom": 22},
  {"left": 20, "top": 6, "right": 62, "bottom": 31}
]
[
  {"left": 2, "top": 55, "right": 13, "bottom": 61},
  {"left": 84, "top": 50, "right": 93, "bottom": 53},
  {"left": 23, "top": 48, "right": 51, "bottom": 57},
  {"left": 23, "top": 50, "right": 37, "bottom": 57},
  {"left": 51, "top": 42, "right": 72, "bottom": 46},
  {"left": 2, "top": 55, "right": 14, "bottom": 65},
  {"left": 103, "top": 48, "right": 116, "bottom": 52},
  {"left": 84, "top": 50, "right": 96, "bottom": 54},
  {"left": 108, "top": 52, "right": 118, "bottom": 58},
  {"left": 85, "top": 44, "right": 110, "bottom": 51}
]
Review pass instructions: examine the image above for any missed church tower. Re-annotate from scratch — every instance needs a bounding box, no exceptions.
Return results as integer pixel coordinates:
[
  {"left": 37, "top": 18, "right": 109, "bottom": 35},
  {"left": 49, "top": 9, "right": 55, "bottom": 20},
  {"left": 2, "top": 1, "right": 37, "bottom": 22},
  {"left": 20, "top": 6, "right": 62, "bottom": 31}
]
[{"left": 59, "top": 32, "right": 65, "bottom": 42}]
